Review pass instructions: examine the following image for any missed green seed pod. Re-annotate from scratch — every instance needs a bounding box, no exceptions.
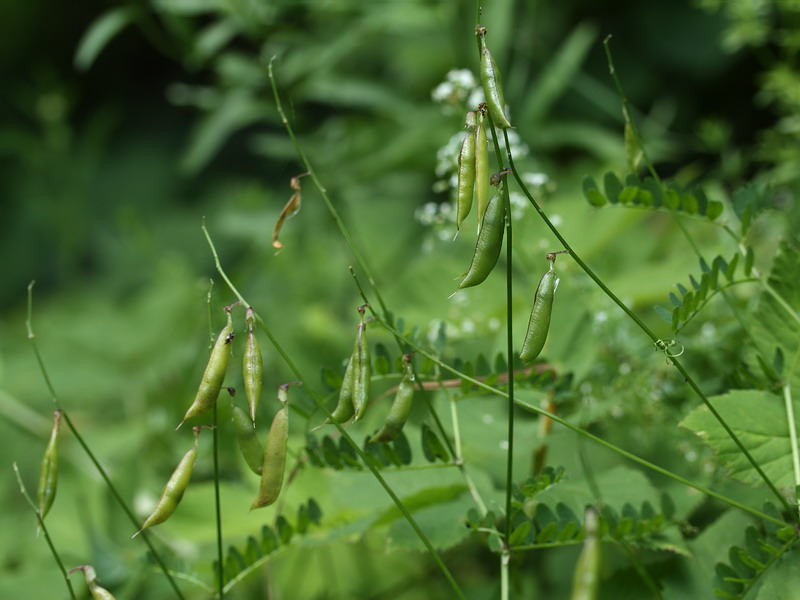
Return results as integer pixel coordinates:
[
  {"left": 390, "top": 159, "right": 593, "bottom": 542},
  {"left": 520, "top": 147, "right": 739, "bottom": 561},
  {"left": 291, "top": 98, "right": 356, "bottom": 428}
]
[
  {"left": 37, "top": 409, "right": 62, "bottom": 521},
  {"left": 477, "top": 26, "right": 512, "bottom": 129},
  {"left": 520, "top": 259, "right": 560, "bottom": 364},
  {"left": 180, "top": 310, "right": 235, "bottom": 426},
  {"left": 475, "top": 110, "right": 490, "bottom": 224},
  {"left": 325, "top": 354, "right": 356, "bottom": 424},
  {"left": 457, "top": 191, "right": 506, "bottom": 290},
  {"left": 570, "top": 508, "right": 601, "bottom": 600},
  {"left": 251, "top": 385, "right": 290, "bottom": 509},
  {"left": 70, "top": 565, "right": 118, "bottom": 600},
  {"left": 243, "top": 307, "right": 263, "bottom": 423},
  {"left": 369, "top": 354, "right": 415, "bottom": 443},
  {"left": 455, "top": 112, "right": 477, "bottom": 231},
  {"left": 232, "top": 404, "right": 263, "bottom": 475},
  {"left": 133, "top": 428, "right": 200, "bottom": 537},
  {"left": 352, "top": 307, "right": 371, "bottom": 421}
]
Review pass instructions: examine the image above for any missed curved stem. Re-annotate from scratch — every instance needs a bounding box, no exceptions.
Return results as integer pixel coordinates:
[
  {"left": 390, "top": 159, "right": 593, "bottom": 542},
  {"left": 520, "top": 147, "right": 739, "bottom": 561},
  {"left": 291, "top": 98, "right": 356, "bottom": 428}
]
[
  {"left": 212, "top": 392, "right": 224, "bottom": 597},
  {"left": 502, "top": 133, "right": 795, "bottom": 519},
  {"left": 267, "top": 58, "right": 392, "bottom": 324},
  {"left": 373, "top": 315, "right": 790, "bottom": 527},
  {"left": 201, "top": 226, "right": 465, "bottom": 599},
  {"left": 25, "top": 282, "right": 187, "bottom": 599},
  {"left": 12, "top": 463, "right": 78, "bottom": 600}
]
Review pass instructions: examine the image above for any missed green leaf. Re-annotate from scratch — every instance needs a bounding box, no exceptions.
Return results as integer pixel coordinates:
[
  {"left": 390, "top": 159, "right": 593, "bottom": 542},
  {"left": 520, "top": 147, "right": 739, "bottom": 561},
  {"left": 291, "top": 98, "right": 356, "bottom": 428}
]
[
  {"left": 391, "top": 431, "right": 412, "bottom": 465},
  {"left": 706, "top": 200, "right": 724, "bottom": 220},
  {"left": 746, "top": 240, "right": 800, "bottom": 392},
  {"left": 618, "top": 186, "right": 638, "bottom": 203},
  {"left": 421, "top": 424, "right": 450, "bottom": 463},
  {"left": 260, "top": 525, "right": 279, "bottom": 554},
  {"left": 275, "top": 515, "right": 294, "bottom": 544},
  {"left": 509, "top": 521, "right": 533, "bottom": 546},
  {"left": 680, "top": 390, "right": 796, "bottom": 488},
  {"left": 74, "top": 7, "right": 138, "bottom": 71},
  {"left": 726, "top": 253, "right": 740, "bottom": 281},
  {"left": 681, "top": 193, "right": 699, "bottom": 214},
  {"left": 744, "top": 246, "right": 755, "bottom": 277},
  {"left": 604, "top": 171, "right": 623, "bottom": 203},
  {"left": 654, "top": 305, "right": 673, "bottom": 324},
  {"left": 373, "top": 343, "right": 391, "bottom": 375},
  {"left": 582, "top": 175, "right": 607, "bottom": 207}
]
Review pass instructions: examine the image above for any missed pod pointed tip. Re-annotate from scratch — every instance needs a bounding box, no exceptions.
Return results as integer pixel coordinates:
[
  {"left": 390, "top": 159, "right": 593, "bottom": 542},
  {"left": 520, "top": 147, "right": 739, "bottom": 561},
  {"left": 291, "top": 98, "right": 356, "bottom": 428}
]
[{"left": 131, "top": 529, "right": 142, "bottom": 539}]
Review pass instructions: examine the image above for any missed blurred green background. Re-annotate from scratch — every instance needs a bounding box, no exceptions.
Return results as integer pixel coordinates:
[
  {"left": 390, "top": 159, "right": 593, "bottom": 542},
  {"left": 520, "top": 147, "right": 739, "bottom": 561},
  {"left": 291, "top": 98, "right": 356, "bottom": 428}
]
[{"left": 1, "top": 0, "right": 798, "bottom": 598}]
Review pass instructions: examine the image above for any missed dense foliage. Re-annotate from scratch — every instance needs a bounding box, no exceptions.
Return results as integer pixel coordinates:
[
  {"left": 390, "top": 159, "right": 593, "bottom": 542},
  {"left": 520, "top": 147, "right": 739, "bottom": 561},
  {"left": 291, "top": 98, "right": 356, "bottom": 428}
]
[{"left": 2, "top": 1, "right": 799, "bottom": 599}]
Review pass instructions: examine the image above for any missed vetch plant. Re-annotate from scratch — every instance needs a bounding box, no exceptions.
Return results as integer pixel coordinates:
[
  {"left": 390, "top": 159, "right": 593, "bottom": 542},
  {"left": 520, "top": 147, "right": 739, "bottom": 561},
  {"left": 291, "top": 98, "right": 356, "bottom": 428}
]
[{"left": 12, "top": 2, "right": 800, "bottom": 599}]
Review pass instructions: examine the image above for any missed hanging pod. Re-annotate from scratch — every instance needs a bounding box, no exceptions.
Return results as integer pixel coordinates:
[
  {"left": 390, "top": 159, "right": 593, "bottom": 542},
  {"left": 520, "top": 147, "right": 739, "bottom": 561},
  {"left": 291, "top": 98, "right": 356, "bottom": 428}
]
[
  {"left": 369, "top": 354, "right": 416, "bottom": 443},
  {"left": 474, "top": 108, "right": 490, "bottom": 225},
  {"left": 325, "top": 352, "right": 356, "bottom": 424},
  {"left": 251, "top": 384, "right": 292, "bottom": 509},
  {"left": 477, "top": 26, "right": 512, "bottom": 129},
  {"left": 456, "top": 191, "right": 506, "bottom": 291},
  {"left": 455, "top": 111, "right": 478, "bottom": 231},
  {"left": 352, "top": 306, "right": 371, "bottom": 421},
  {"left": 37, "top": 409, "right": 62, "bottom": 521},
  {"left": 179, "top": 309, "right": 235, "bottom": 427},
  {"left": 242, "top": 307, "right": 263, "bottom": 423},
  {"left": 570, "top": 508, "right": 601, "bottom": 600},
  {"left": 133, "top": 427, "right": 201, "bottom": 537},
  {"left": 520, "top": 255, "right": 560, "bottom": 363},
  {"left": 232, "top": 404, "right": 263, "bottom": 475},
  {"left": 69, "top": 565, "right": 117, "bottom": 600}
]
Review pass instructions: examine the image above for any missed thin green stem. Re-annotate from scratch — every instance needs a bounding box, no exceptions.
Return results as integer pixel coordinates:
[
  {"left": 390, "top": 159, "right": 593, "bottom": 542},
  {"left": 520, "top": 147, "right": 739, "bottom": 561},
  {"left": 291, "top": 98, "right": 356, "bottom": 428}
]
[
  {"left": 13, "top": 463, "right": 78, "bottom": 600},
  {"left": 500, "top": 548, "right": 510, "bottom": 600},
  {"left": 201, "top": 226, "right": 465, "bottom": 599},
  {"left": 602, "top": 39, "right": 798, "bottom": 520},
  {"left": 374, "top": 315, "right": 789, "bottom": 527},
  {"left": 445, "top": 384, "right": 488, "bottom": 516},
  {"left": 502, "top": 133, "right": 795, "bottom": 518},
  {"left": 25, "top": 282, "right": 187, "bottom": 599},
  {"left": 783, "top": 383, "right": 800, "bottom": 518},
  {"left": 211, "top": 386, "right": 224, "bottom": 597},
  {"left": 267, "top": 58, "right": 392, "bottom": 324},
  {"left": 602, "top": 35, "right": 662, "bottom": 188}
]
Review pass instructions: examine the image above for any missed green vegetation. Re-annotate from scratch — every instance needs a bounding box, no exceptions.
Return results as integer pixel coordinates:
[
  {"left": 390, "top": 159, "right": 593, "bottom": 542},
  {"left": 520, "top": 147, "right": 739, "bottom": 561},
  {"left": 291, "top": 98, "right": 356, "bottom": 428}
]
[{"left": 2, "top": 1, "right": 799, "bottom": 598}]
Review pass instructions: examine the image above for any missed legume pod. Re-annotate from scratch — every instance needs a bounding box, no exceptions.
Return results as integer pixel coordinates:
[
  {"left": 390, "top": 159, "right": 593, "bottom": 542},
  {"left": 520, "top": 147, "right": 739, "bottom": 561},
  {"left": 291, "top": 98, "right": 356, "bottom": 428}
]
[
  {"left": 456, "top": 111, "right": 478, "bottom": 231},
  {"left": 475, "top": 109, "right": 490, "bottom": 225},
  {"left": 457, "top": 191, "right": 506, "bottom": 290},
  {"left": 133, "top": 427, "right": 201, "bottom": 537},
  {"left": 477, "top": 26, "right": 512, "bottom": 129},
  {"left": 232, "top": 403, "right": 263, "bottom": 475},
  {"left": 251, "top": 385, "right": 290, "bottom": 509},
  {"left": 180, "top": 310, "right": 234, "bottom": 426},
  {"left": 37, "top": 409, "right": 62, "bottom": 521},
  {"left": 520, "top": 258, "right": 559, "bottom": 363},
  {"left": 369, "top": 353, "right": 415, "bottom": 443},
  {"left": 243, "top": 307, "right": 263, "bottom": 423}
]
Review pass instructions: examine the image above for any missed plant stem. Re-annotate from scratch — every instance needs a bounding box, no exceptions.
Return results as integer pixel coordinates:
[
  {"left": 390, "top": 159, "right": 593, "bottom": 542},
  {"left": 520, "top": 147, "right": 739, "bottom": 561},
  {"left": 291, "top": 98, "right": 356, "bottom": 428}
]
[
  {"left": 374, "top": 315, "right": 790, "bottom": 527},
  {"left": 501, "top": 132, "right": 795, "bottom": 519},
  {"left": 445, "top": 384, "right": 488, "bottom": 515},
  {"left": 25, "top": 282, "right": 187, "bottom": 599},
  {"left": 784, "top": 383, "right": 800, "bottom": 518},
  {"left": 267, "top": 58, "right": 392, "bottom": 324},
  {"left": 201, "top": 226, "right": 466, "bottom": 599},
  {"left": 212, "top": 387, "right": 224, "bottom": 598},
  {"left": 12, "top": 463, "right": 78, "bottom": 600}
]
